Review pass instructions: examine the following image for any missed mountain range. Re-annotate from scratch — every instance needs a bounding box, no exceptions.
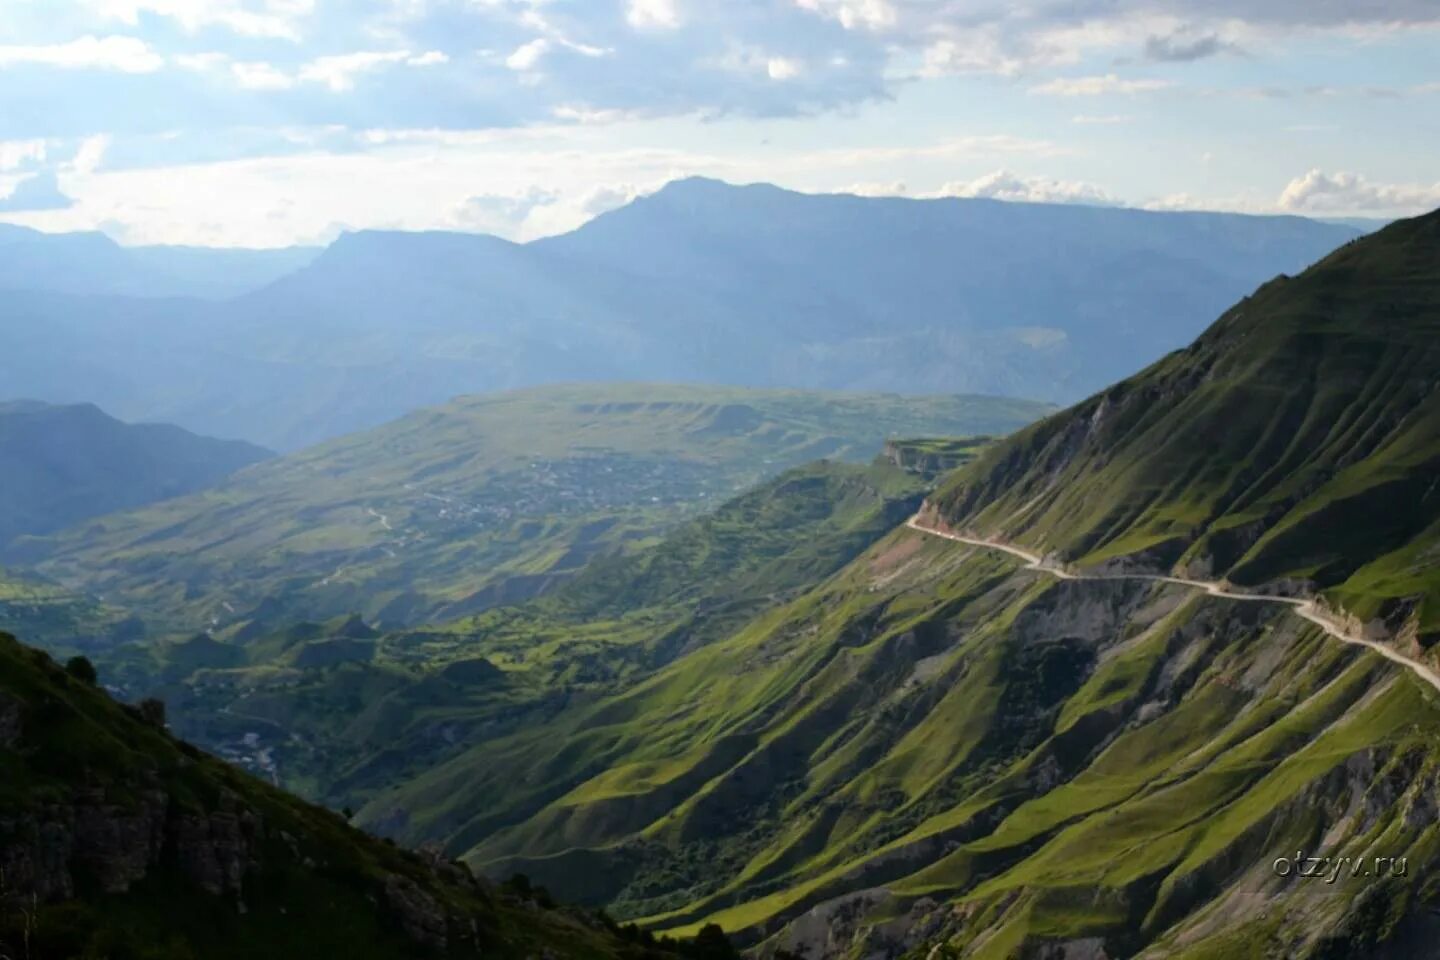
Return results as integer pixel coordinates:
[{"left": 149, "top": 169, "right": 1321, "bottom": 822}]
[
  {"left": 0, "top": 400, "right": 270, "bottom": 549},
  {"left": 0, "top": 223, "right": 317, "bottom": 299},
  {"left": 319, "top": 208, "right": 1440, "bottom": 958},
  {"left": 2, "top": 191, "right": 1436, "bottom": 959},
  {"left": 0, "top": 180, "right": 1360, "bottom": 450}
]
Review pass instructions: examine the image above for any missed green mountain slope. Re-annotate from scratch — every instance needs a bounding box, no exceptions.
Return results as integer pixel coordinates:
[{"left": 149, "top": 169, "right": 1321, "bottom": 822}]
[
  {"left": 21, "top": 385, "right": 1047, "bottom": 636},
  {"left": 348, "top": 212, "right": 1440, "bottom": 958},
  {"left": 927, "top": 210, "right": 1440, "bottom": 648},
  {"left": 0, "top": 631, "right": 694, "bottom": 960},
  {"left": 98, "top": 459, "right": 939, "bottom": 815},
  {"left": 0, "top": 400, "right": 270, "bottom": 550}
]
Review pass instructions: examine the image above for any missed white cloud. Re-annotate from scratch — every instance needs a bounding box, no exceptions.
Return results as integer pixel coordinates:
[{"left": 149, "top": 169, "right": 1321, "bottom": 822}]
[
  {"left": 627, "top": 0, "right": 681, "bottom": 30},
  {"left": 551, "top": 105, "right": 649, "bottom": 125},
  {"left": 298, "top": 50, "right": 415, "bottom": 91},
  {"left": 841, "top": 180, "right": 908, "bottom": 196},
  {"left": 69, "top": 135, "right": 111, "bottom": 175},
  {"left": 767, "top": 57, "right": 804, "bottom": 81},
  {"left": 407, "top": 51, "right": 450, "bottom": 67},
  {"left": 1031, "top": 74, "right": 1173, "bottom": 97},
  {"left": 1277, "top": 169, "right": 1440, "bottom": 215},
  {"left": 933, "top": 169, "right": 1116, "bottom": 205},
  {"left": 1071, "top": 113, "right": 1132, "bottom": 124},
  {"left": 0, "top": 139, "right": 47, "bottom": 172},
  {"left": 793, "top": 0, "right": 898, "bottom": 31},
  {"left": 506, "top": 39, "right": 551, "bottom": 72},
  {"left": 0, "top": 35, "right": 164, "bottom": 73},
  {"left": 87, "top": 0, "right": 316, "bottom": 41},
  {"left": 233, "top": 61, "right": 296, "bottom": 90}
]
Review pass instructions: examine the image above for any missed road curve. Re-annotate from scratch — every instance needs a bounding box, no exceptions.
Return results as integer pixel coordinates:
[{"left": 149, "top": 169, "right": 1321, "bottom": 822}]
[{"left": 904, "top": 515, "right": 1440, "bottom": 695}]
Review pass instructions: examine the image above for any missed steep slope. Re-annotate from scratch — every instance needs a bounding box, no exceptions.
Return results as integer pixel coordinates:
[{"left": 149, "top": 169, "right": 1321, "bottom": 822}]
[
  {"left": 0, "top": 223, "right": 317, "bottom": 298},
  {"left": 0, "top": 631, "right": 688, "bottom": 960},
  {"left": 0, "top": 400, "right": 270, "bottom": 549},
  {"left": 351, "top": 211, "right": 1440, "bottom": 959},
  {"left": 22, "top": 385, "right": 1042, "bottom": 636},
  {"left": 927, "top": 207, "right": 1440, "bottom": 650},
  {"left": 96, "top": 459, "right": 939, "bottom": 813},
  {"left": 0, "top": 182, "right": 1356, "bottom": 449}
]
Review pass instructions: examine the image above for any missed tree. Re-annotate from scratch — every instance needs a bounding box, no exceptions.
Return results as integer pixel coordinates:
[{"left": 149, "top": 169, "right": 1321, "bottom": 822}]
[
  {"left": 689, "top": 924, "right": 739, "bottom": 960},
  {"left": 138, "top": 698, "right": 167, "bottom": 730},
  {"left": 64, "top": 656, "right": 98, "bottom": 686}
]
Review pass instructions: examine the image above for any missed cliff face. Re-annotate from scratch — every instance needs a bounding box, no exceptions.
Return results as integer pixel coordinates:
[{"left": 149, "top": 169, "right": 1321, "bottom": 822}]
[{"left": 0, "top": 633, "right": 659, "bottom": 960}]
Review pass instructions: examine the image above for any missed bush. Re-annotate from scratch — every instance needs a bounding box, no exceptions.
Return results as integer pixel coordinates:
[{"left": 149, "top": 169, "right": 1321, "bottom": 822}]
[
  {"left": 65, "top": 655, "right": 99, "bottom": 686},
  {"left": 138, "top": 697, "right": 167, "bottom": 730}
]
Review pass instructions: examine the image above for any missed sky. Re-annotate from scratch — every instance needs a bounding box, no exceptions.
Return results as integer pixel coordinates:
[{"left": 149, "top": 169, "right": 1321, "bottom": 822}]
[{"left": 0, "top": 0, "right": 1437, "bottom": 247}]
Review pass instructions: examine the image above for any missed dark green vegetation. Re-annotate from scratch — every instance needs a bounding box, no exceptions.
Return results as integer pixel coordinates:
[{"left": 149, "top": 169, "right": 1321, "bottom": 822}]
[
  {"left": 96, "top": 460, "right": 934, "bottom": 817},
  {"left": 0, "top": 180, "right": 1357, "bottom": 449},
  {"left": 22, "top": 385, "right": 1044, "bottom": 636},
  {"left": 930, "top": 207, "right": 1440, "bottom": 650},
  {"left": 0, "top": 631, "right": 700, "bottom": 960},
  {"left": 0, "top": 400, "right": 269, "bottom": 551},
  {"left": 306, "top": 210, "right": 1440, "bottom": 959}
]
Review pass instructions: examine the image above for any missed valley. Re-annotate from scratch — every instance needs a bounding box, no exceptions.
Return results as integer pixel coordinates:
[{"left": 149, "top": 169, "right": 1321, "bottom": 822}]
[
  {"left": 3, "top": 6, "right": 1434, "bottom": 957},
  {"left": 15, "top": 385, "right": 1045, "bottom": 639}
]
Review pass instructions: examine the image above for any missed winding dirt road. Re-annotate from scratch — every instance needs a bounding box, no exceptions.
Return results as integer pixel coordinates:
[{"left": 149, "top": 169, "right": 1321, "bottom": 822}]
[{"left": 904, "top": 515, "right": 1440, "bottom": 695}]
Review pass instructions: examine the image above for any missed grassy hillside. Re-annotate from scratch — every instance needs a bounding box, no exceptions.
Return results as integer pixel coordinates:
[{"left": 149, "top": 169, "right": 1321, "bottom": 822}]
[
  {"left": 0, "top": 630, "right": 700, "bottom": 960},
  {"left": 0, "top": 566, "right": 138, "bottom": 652},
  {"left": 23, "top": 385, "right": 1045, "bottom": 636},
  {"left": 360, "top": 526, "right": 1440, "bottom": 959},
  {"left": 0, "top": 400, "right": 269, "bottom": 550},
  {"left": 334, "top": 211, "right": 1440, "bottom": 958},
  {"left": 96, "top": 459, "right": 936, "bottom": 814},
  {"left": 929, "top": 208, "right": 1440, "bottom": 650}
]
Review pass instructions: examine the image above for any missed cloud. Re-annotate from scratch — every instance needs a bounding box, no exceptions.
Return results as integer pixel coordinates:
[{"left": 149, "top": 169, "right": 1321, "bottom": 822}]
[
  {"left": 86, "top": 0, "right": 316, "bottom": 41},
  {"left": 233, "top": 61, "right": 296, "bottom": 90},
  {"left": 1143, "top": 31, "right": 1235, "bottom": 62},
  {"left": 1277, "top": 169, "right": 1440, "bottom": 215},
  {"left": 794, "top": 0, "right": 899, "bottom": 31},
  {"left": 69, "top": 135, "right": 111, "bottom": 175},
  {"left": 1031, "top": 73, "right": 1173, "bottom": 96},
  {"left": 0, "top": 139, "right": 48, "bottom": 171},
  {"left": 0, "top": 35, "right": 164, "bottom": 73},
  {"left": 506, "top": 39, "right": 551, "bottom": 72},
  {"left": 627, "top": 0, "right": 681, "bottom": 30},
  {"left": 297, "top": 49, "right": 444, "bottom": 91},
  {"left": 933, "top": 169, "right": 1116, "bottom": 206},
  {"left": 0, "top": 172, "right": 77, "bottom": 212},
  {"left": 767, "top": 57, "right": 804, "bottom": 81},
  {"left": 1071, "top": 113, "right": 1132, "bottom": 124}
]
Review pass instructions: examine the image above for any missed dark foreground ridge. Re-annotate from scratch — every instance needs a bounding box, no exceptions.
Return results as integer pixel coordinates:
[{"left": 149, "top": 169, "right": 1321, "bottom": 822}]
[{"left": 0, "top": 630, "right": 715, "bottom": 960}]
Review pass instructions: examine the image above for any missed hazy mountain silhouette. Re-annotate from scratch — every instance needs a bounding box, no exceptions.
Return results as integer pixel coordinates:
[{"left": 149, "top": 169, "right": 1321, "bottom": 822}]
[{"left": 0, "top": 180, "right": 1360, "bottom": 449}]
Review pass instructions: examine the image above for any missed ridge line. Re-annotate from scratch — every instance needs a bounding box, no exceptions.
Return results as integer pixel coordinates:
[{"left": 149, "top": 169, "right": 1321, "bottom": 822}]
[{"left": 903, "top": 515, "right": 1440, "bottom": 695}]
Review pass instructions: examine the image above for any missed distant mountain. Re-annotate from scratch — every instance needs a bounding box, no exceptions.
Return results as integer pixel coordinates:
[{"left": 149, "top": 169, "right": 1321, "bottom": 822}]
[
  {"left": 20, "top": 384, "right": 1047, "bottom": 636},
  {"left": 0, "top": 181, "right": 1359, "bottom": 450},
  {"left": 0, "top": 400, "right": 271, "bottom": 549},
  {"left": 0, "top": 223, "right": 318, "bottom": 298},
  {"left": 0, "top": 629, "right": 695, "bottom": 959}
]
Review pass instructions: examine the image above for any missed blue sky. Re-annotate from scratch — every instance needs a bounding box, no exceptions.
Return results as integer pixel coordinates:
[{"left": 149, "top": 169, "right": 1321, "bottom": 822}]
[{"left": 0, "top": 0, "right": 1436, "bottom": 247}]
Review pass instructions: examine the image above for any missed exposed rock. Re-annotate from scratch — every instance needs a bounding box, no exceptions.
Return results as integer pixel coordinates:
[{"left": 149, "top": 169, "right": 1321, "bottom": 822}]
[{"left": 384, "top": 873, "right": 450, "bottom": 952}]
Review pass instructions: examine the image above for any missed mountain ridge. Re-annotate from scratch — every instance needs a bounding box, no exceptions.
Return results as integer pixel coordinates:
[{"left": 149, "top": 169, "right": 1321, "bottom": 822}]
[
  {"left": 0, "top": 399, "right": 271, "bottom": 551},
  {"left": 0, "top": 180, "right": 1359, "bottom": 449}
]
